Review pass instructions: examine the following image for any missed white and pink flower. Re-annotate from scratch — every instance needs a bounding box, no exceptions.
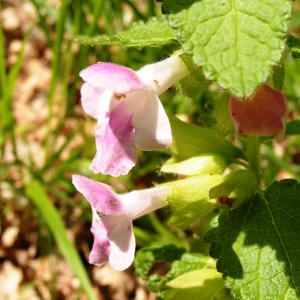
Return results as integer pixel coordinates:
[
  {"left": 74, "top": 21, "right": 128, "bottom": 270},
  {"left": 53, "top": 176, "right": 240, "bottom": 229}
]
[
  {"left": 72, "top": 175, "right": 172, "bottom": 271},
  {"left": 80, "top": 55, "right": 189, "bottom": 176}
]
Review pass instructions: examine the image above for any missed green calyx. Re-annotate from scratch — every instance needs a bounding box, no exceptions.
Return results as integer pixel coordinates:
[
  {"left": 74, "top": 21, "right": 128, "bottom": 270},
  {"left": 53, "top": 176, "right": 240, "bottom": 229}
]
[
  {"left": 161, "top": 154, "right": 228, "bottom": 176},
  {"left": 168, "top": 115, "right": 246, "bottom": 163},
  {"left": 209, "top": 170, "right": 257, "bottom": 209},
  {"left": 161, "top": 175, "right": 224, "bottom": 229}
]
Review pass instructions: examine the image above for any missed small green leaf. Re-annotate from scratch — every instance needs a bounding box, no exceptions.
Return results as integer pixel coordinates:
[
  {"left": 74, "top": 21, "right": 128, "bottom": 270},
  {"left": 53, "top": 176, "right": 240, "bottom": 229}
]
[
  {"left": 134, "top": 244, "right": 185, "bottom": 279},
  {"left": 286, "top": 35, "right": 300, "bottom": 59},
  {"left": 72, "top": 34, "right": 118, "bottom": 46},
  {"left": 158, "top": 0, "right": 197, "bottom": 14},
  {"left": 215, "top": 93, "right": 235, "bottom": 138},
  {"left": 169, "top": 0, "right": 291, "bottom": 98},
  {"left": 148, "top": 274, "right": 167, "bottom": 293},
  {"left": 166, "top": 253, "right": 208, "bottom": 281},
  {"left": 205, "top": 179, "right": 300, "bottom": 299},
  {"left": 73, "top": 16, "right": 177, "bottom": 49},
  {"left": 179, "top": 54, "right": 211, "bottom": 98},
  {"left": 285, "top": 119, "right": 300, "bottom": 136}
]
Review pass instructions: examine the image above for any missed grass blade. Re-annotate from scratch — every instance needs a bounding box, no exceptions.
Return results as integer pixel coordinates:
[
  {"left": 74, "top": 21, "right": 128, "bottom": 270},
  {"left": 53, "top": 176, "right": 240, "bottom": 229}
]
[{"left": 25, "top": 180, "right": 97, "bottom": 300}]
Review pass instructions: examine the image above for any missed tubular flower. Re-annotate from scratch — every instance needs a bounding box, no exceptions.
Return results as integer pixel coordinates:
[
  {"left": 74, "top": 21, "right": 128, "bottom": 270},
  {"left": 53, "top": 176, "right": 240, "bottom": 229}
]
[
  {"left": 72, "top": 175, "right": 172, "bottom": 271},
  {"left": 229, "top": 84, "right": 289, "bottom": 143},
  {"left": 80, "top": 55, "right": 189, "bottom": 176}
]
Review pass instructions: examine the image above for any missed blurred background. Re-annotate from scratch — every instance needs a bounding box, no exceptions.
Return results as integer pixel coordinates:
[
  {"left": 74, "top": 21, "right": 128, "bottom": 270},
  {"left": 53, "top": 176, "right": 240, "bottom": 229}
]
[{"left": 1, "top": 0, "right": 300, "bottom": 299}]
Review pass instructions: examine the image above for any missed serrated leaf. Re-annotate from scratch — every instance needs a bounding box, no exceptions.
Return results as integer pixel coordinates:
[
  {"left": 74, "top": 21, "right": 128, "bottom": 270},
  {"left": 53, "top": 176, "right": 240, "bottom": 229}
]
[
  {"left": 169, "top": 0, "right": 291, "bottom": 98},
  {"left": 205, "top": 179, "right": 300, "bottom": 300},
  {"left": 134, "top": 243, "right": 185, "bottom": 279},
  {"left": 286, "top": 35, "right": 300, "bottom": 59},
  {"left": 72, "top": 34, "right": 117, "bottom": 46},
  {"left": 73, "top": 16, "right": 177, "bottom": 49},
  {"left": 166, "top": 253, "right": 208, "bottom": 281}
]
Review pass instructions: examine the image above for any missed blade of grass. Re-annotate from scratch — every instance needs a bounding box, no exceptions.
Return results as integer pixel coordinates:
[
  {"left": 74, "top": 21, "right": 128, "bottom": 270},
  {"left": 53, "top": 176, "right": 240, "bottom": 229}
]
[
  {"left": 45, "top": 0, "right": 70, "bottom": 159},
  {"left": 25, "top": 180, "right": 97, "bottom": 300}
]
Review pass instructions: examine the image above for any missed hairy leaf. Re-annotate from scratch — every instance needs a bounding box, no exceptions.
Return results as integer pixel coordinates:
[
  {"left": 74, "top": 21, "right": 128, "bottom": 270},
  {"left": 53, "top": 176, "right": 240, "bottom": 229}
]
[
  {"left": 205, "top": 179, "right": 300, "bottom": 299},
  {"left": 134, "top": 243, "right": 185, "bottom": 279},
  {"left": 169, "top": 0, "right": 291, "bottom": 98},
  {"left": 73, "top": 16, "right": 177, "bottom": 49}
]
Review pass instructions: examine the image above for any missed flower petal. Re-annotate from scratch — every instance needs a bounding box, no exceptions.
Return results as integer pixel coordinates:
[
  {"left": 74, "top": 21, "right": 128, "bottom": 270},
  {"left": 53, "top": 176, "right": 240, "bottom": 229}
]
[
  {"left": 230, "top": 85, "right": 287, "bottom": 138},
  {"left": 120, "top": 186, "right": 172, "bottom": 220},
  {"left": 89, "top": 210, "right": 110, "bottom": 266},
  {"left": 136, "top": 54, "right": 189, "bottom": 95},
  {"left": 108, "top": 215, "right": 135, "bottom": 271},
  {"left": 72, "top": 175, "right": 125, "bottom": 215},
  {"left": 90, "top": 102, "right": 137, "bottom": 176},
  {"left": 132, "top": 90, "right": 172, "bottom": 150},
  {"left": 80, "top": 63, "right": 148, "bottom": 94},
  {"left": 80, "top": 82, "right": 105, "bottom": 119}
]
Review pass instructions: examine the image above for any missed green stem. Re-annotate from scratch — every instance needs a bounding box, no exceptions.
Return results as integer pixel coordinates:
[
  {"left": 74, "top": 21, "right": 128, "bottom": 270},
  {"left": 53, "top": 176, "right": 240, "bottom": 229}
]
[{"left": 247, "top": 135, "right": 261, "bottom": 183}]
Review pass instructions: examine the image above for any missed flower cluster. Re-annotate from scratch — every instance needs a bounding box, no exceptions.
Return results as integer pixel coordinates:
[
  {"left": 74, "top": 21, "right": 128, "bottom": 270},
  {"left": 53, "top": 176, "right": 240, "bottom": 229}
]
[
  {"left": 72, "top": 54, "right": 189, "bottom": 271},
  {"left": 73, "top": 54, "right": 289, "bottom": 272}
]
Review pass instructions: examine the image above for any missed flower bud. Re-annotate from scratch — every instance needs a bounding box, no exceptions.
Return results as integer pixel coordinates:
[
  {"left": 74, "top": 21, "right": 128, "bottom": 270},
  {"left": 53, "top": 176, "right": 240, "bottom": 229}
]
[{"left": 230, "top": 84, "right": 289, "bottom": 143}]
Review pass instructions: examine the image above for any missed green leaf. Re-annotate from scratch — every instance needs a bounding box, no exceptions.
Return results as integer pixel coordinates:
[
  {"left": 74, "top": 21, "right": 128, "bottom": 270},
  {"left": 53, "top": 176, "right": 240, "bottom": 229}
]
[
  {"left": 73, "top": 16, "right": 177, "bottom": 49},
  {"left": 163, "top": 268, "right": 224, "bottom": 300},
  {"left": 179, "top": 54, "right": 211, "bottom": 98},
  {"left": 148, "top": 274, "right": 167, "bottom": 293},
  {"left": 25, "top": 181, "right": 97, "bottom": 300},
  {"left": 285, "top": 119, "right": 300, "bottom": 136},
  {"left": 72, "top": 34, "right": 117, "bottom": 46},
  {"left": 134, "top": 243, "right": 185, "bottom": 279},
  {"left": 205, "top": 179, "right": 300, "bottom": 300},
  {"left": 286, "top": 35, "right": 300, "bottom": 59},
  {"left": 169, "top": 0, "right": 291, "bottom": 98},
  {"left": 166, "top": 253, "right": 208, "bottom": 281},
  {"left": 157, "top": 0, "right": 197, "bottom": 14},
  {"left": 215, "top": 93, "right": 234, "bottom": 138}
]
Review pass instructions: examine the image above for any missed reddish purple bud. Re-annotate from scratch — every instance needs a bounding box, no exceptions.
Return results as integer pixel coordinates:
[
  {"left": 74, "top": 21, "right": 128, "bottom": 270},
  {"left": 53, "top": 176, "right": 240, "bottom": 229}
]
[{"left": 230, "top": 84, "right": 289, "bottom": 143}]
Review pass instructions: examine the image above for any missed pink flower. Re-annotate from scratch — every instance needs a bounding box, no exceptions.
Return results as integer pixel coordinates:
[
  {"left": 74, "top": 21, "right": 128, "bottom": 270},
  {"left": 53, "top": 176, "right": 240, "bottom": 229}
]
[
  {"left": 230, "top": 84, "right": 289, "bottom": 143},
  {"left": 80, "top": 55, "right": 189, "bottom": 176},
  {"left": 72, "top": 175, "right": 172, "bottom": 271}
]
